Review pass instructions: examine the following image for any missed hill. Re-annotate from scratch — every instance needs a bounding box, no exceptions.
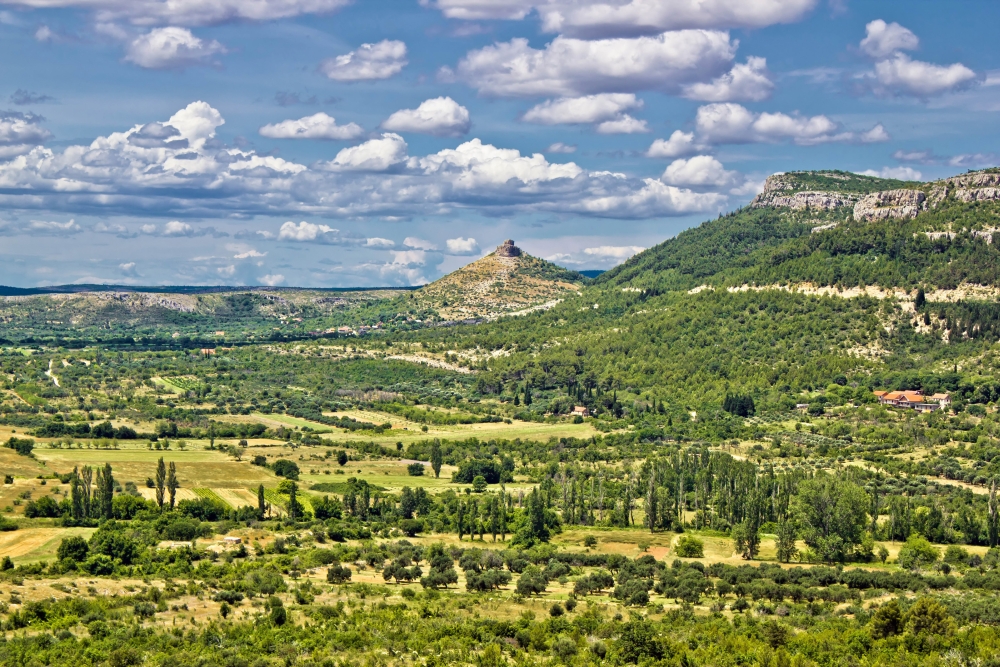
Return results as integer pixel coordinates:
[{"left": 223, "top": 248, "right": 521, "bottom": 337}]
[
  {"left": 597, "top": 168, "right": 1000, "bottom": 293},
  {"left": 418, "top": 167, "right": 1000, "bottom": 415},
  {"left": 411, "top": 239, "right": 587, "bottom": 321}
]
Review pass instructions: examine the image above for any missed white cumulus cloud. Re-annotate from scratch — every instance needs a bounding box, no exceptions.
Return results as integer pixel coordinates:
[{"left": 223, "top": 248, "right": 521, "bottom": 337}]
[
  {"left": 872, "top": 53, "right": 977, "bottom": 97},
  {"left": 7, "top": 0, "right": 352, "bottom": 28},
  {"left": 424, "top": 0, "right": 816, "bottom": 37},
  {"left": 661, "top": 155, "right": 736, "bottom": 187},
  {"left": 545, "top": 142, "right": 576, "bottom": 154},
  {"left": 320, "top": 40, "right": 407, "bottom": 81},
  {"left": 595, "top": 115, "right": 648, "bottom": 134},
  {"left": 682, "top": 56, "right": 773, "bottom": 102},
  {"left": 382, "top": 97, "right": 471, "bottom": 137},
  {"left": 259, "top": 113, "right": 364, "bottom": 140},
  {"left": 327, "top": 133, "right": 408, "bottom": 172},
  {"left": 446, "top": 237, "right": 479, "bottom": 255},
  {"left": 858, "top": 166, "right": 922, "bottom": 181},
  {"left": 0, "top": 101, "right": 733, "bottom": 222},
  {"left": 645, "top": 130, "right": 702, "bottom": 158},
  {"left": 860, "top": 124, "right": 890, "bottom": 143},
  {"left": 523, "top": 93, "right": 641, "bottom": 125},
  {"left": 404, "top": 237, "right": 438, "bottom": 251},
  {"left": 695, "top": 103, "right": 857, "bottom": 145},
  {"left": 450, "top": 31, "right": 736, "bottom": 97},
  {"left": 859, "top": 19, "right": 919, "bottom": 59},
  {"left": 260, "top": 273, "right": 285, "bottom": 286},
  {"left": 583, "top": 245, "right": 645, "bottom": 259},
  {"left": 124, "top": 27, "right": 225, "bottom": 69}
]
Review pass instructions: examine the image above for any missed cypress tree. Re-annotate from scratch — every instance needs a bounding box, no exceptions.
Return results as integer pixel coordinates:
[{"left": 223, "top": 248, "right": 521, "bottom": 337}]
[{"left": 258, "top": 484, "right": 266, "bottom": 520}]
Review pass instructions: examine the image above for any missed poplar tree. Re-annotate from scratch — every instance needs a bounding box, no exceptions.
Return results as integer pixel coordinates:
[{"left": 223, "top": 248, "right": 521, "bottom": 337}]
[
  {"left": 167, "top": 461, "right": 178, "bottom": 509},
  {"left": 155, "top": 457, "right": 166, "bottom": 510}
]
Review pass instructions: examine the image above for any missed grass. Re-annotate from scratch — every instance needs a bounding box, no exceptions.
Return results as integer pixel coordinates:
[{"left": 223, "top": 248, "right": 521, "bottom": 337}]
[{"left": 0, "top": 525, "right": 96, "bottom": 564}]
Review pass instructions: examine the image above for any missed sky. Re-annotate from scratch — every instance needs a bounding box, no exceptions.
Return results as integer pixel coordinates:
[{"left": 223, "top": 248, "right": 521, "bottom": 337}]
[{"left": 0, "top": 0, "right": 998, "bottom": 288}]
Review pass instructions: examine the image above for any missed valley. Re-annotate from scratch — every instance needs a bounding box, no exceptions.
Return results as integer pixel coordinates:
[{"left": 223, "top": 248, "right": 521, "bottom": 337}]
[{"left": 2, "top": 169, "right": 1000, "bottom": 666}]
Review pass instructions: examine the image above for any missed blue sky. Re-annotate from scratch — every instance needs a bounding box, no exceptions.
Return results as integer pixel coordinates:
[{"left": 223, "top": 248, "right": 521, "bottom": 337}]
[{"left": 0, "top": 0, "right": 997, "bottom": 287}]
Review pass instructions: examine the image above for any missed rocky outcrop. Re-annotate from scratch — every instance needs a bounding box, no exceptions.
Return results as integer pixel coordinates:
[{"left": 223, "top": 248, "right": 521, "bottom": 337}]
[
  {"left": 853, "top": 189, "right": 926, "bottom": 222},
  {"left": 750, "top": 174, "right": 857, "bottom": 210},
  {"left": 495, "top": 239, "right": 522, "bottom": 257},
  {"left": 929, "top": 171, "right": 1000, "bottom": 205}
]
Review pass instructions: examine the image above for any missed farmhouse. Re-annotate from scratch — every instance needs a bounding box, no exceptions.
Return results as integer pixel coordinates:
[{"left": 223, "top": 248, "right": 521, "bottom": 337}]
[
  {"left": 570, "top": 406, "right": 590, "bottom": 417},
  {"left": 874, "top": 390, "right": 951, "bottom": 411}
]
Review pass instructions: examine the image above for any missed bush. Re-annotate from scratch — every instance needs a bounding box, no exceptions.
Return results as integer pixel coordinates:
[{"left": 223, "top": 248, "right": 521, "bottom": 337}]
[
  {"left": 675, "top": 535, "right": 704, "bottom": 558},
  {"left": 57, "top": 536, "right": 89, "bottom": 562},
  {"left": 272, "top": 459, "right": 300, "bottom": 480},
  {"left": 327, "top": 564, "right": 352, "bottom": 583},
  {"left": 5, "top": 437, "right": 34, "bottom": 456},
  {"left": 898, "top": 536, "right": 940, "bottom": 570},
  {"left": 406, "top": 462, "right": 424, "bottom": 477},
  {"left": 25, "top": 495, "right": 62, "bottom": 518}
]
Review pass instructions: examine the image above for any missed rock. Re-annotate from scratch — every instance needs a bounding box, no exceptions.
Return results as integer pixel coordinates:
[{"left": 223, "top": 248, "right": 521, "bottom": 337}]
[
  {"left": 750, "top": 175, "right": 857, "bottom": 210},
  {"left": 929, "top": 171, "right": 1000, "bottom": 206},
  {"left": 853, "top": 189, "right": 926, "bottom": 222},
  {"left": 495, "top": 239, "right": 522, "bottom": 257}
]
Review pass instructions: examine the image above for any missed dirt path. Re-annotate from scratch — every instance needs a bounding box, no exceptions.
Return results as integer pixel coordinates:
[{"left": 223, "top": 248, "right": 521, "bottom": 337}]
[{"left": 45, "top": 359, "right": 59, "bottom": 387}]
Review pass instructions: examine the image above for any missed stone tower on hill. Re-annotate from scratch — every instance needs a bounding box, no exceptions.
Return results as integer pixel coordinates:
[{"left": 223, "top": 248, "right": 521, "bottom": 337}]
[{"left": 496, "top": 239, "right": 521, "bottom": 257}]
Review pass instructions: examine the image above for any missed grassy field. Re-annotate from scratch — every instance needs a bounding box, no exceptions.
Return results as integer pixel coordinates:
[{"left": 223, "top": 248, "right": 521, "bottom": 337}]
[{"left": 0, "top": 526, "right": 96, "bottom": 564}]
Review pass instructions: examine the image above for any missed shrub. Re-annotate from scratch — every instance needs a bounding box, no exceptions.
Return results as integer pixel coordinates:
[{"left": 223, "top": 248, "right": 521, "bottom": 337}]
[
  {"left": 272, "top": 459, "right": 300, "bottom": 480},
  {"left": 57, "top": 536, "right": 89, "bottom": 562},
  {"left": 24, "top": 495, "right": 62, "bottom": 518},
  {"left": 898, "top": 536, "right": 940, "bottom": 570},
  {"left": 6, "top": 437, "right": 34, "bottom": 457},
  {"left": 327, "top": 564, "right": 352, "bottom": 584},
  {"left": 675, "top": 535, "right": 705, "bottom": 558},
  {"left": 406, "top": 462, "right": 424, "bottom": 477}
]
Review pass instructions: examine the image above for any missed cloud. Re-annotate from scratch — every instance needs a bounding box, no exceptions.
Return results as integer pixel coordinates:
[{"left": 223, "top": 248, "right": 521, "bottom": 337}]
[
  {"left": 23, "top": 219, "right": 81, "bottom": 235},
  {"left": 140, "top": 220, "right": 226, "bottom": 237},
  {"left": 259, "top": 112, "right": 363, "bottom": 140},
  {"left": 681, "top": 56, "right": 773, "bottom": 102},
  {"left": 327, "top": 133, "right": 408, "bottom": 172},
  {"left": 163, "top": 220, "right": 193, "bottom": 236},
  {"left": 319, "top": 40, "right": 407, "bottom": 81},
  {"left": 694, "top": 102, "right": 865, "bottom": 145},
  {"left": 34, "top": 25, "right": 54, "bottom": 42},
  {"left": 233, "top": 249, "right": 266, "bottom": 259},
  {"left": 450, "top": 31, "right": 736, "bottom": 97},
  {"left": 119, "top": 261, "right": 140, "bottom": 277},
  {"left": 523, "top": 93, "right": 641, "bottom": 125},
  {"left": 858, "top": 167, "right": 922, "bottom": 181},
  {"left": 661, "top": 155, "right": 736, "bottom": 187},
  {"left": 124, "top": 27, "right": 226, "bottom": 69},
  {"left": 583, "top": 245, "right": 645, "bottom": 259},
  {"left": 259, "top": 273, "right": 285, "bottom": 286},
  {"left": 859, "top": 124, "right": 890, "bottom": 143},
  {"left": 0, "top": 101, "right": 732, "bottom": 222},
  {"left": 856, "top": 21, "right": 977, "bottom": 98},
  {"left": 365, "top": 237, "right": 395, "bottom": 248},
  {"left": 646, "top": 130, "right": 702, "bottom": 158},
  {"left": 446, "top": 237, "right": 479, "bottom": 255},
  {"left": 382, "top": 97, "right": 471, "bottom": 137},
  {"left": 404, "top": 237, "right": 438, "bottom": 251},
  {"left": 0, "top": 110, "right": 51, "bottom": 156},
  {"left": 424, "top": 0, "right": 817, "bottom": 36},
  {"left": 278, "top": 221, "right": 362, "bottom": 245},
  {"left": 274, "top": 91, "right": 318, "bottom": 107},
  {"left": 859, "top": 19, "right": 918, "bottom": 59},
  {"left": 10, "top": 90, "right": 55, "bottom": 105},
  {"left": 545, "top": 142, "right": 576, "bottom": 154},
  {"left": 893, "top": 149, "right": 997, "bottom": 169},
  {"left": 871, "top": 53, "right": 977, "bottom": 97},
  {"left": 6, "top": 0, "right": 352, "bottom": 27},
  {"left": 595, "top": 115, "right": 648, "bottom": 134}
]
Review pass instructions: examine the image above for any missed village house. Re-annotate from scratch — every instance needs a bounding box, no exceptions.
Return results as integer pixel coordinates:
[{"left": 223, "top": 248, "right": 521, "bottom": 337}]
[
  {"left": 874, "top": 390, "right": 951, "bottom": 411},
  {"left": 570, "top": 406, "right": 590, "bottom": 417}
]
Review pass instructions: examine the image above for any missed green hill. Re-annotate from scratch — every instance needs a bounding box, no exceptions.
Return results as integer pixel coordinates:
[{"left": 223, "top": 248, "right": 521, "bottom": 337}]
[{"left": 420, "top": 168, "right": 1000, "bottom": 416}]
